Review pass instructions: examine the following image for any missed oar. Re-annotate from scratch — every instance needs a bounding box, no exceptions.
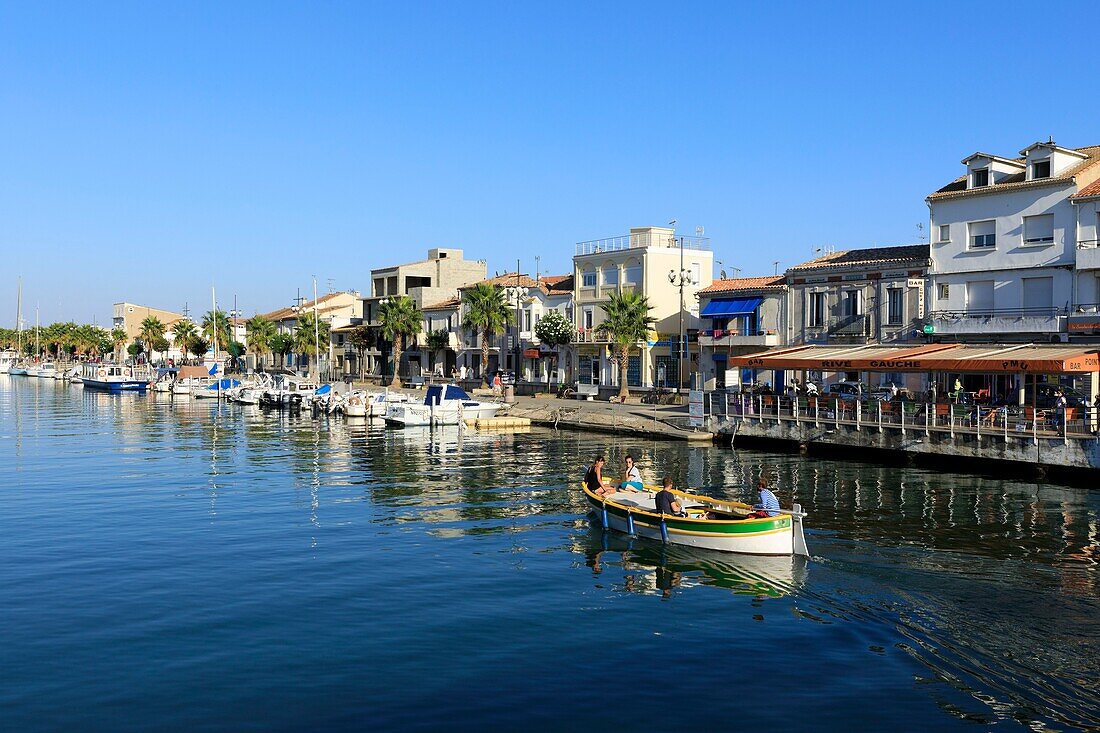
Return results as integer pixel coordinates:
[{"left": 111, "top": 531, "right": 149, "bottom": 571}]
[{"left": 681, "top": 485, "right": 809, "bottom": 518}]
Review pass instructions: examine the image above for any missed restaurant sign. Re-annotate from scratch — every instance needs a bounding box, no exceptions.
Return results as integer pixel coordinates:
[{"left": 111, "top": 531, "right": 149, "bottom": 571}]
[{"left": 1068, "top": 314, "right": 1100, "bottom": 334}]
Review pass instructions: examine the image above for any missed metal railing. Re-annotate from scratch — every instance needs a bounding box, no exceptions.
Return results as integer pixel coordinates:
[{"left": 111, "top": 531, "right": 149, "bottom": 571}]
[
  {"left": 930, "top": 306, "right": 1066, "bottom": 319},
  {"left": 575, "top": 232, "right": 711, "bottom": 256},
  {"left": 828, "top": 313, "right": 871, "bottom": 336},
  {"left": 711, "top": 393, "right": 1099, "bottom": 443}
]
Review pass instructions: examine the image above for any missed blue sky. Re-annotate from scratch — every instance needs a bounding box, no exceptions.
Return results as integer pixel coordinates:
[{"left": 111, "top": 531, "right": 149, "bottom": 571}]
[{"left": 2, "top": 1, "right": 1098, "bottom": 326}]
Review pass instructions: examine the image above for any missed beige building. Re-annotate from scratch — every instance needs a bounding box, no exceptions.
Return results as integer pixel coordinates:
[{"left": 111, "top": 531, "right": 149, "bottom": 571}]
[
  {"left": 112, "top": 302, "right": 187, "bottom": 343},
  {"left": 572, "top": 226, "right": 713, "bottom": 390},
  {"left": 697, "top": 276, "right": 787, "bottom": 390},
  {"left": 259, "top": 290, "right": 363, "bottom": 372}
]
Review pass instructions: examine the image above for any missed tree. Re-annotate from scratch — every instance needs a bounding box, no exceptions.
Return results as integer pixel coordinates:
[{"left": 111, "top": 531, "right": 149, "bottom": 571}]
[
  {"left": 346, "top": 325, "right": 374, "bottom": 379},
  {"left": 171, "top": 320, "right": 197, "bottom": 361},
  {"left": 596, "top": 290, "right": 655, "bottom": 399},
  {"left": 127, "top": 340, "right": 145, "bottom": 360},
  {"left": 535, "top": 310, "right": 572, "bottom": 387},
  {"left": 188, "top": 336, "right": 209, "bottom": 361},
  {"left": 269, "top": 333, "right": 293, "bottom": 368},
  {"left": 425, "top": 329, "right": 449, "bottom": 374},
  {"left": 139, "top": 316, "right": 166, "bottom": 363},
  {"left": 245, "top": 315, "right": 275, "bottom": 368},
  {"left": 201, "top": 310, "right": 231, "bottom": 354},
  {"left": 378, "top": 296, "right": 423, "bottom": 387},
  {"left": 111, "top": 328, "right": 128, "bottom": 362},
  {"left": 461, "top": 284, "right": 514, "bottom": 383},
  {"left": 292, "top": 311, "right": 331, "bottom": 377}
]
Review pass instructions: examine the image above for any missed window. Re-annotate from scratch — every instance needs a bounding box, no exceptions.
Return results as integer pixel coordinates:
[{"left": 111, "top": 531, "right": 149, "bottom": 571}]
[
  {"left": 842, "top": 289, "right": 862, "bottom": 316},
  {"left": 938, "top": 224, "right": 950, "bottom": 243},
  {"left": 887, "top": 288, "right": 904, "bottom": 325},
  {"left": 523, "top": 310, "right": 532, "bottom": 332},
  {"left": 582, "top": 308, "right": 593, "bottom": 330},
  {"left": 582, "top": 270, "right": 596, "bottom": 288},
  {"left": 809, "top": 292, "right": 826, "bottom": 328},
  {"left": 624, "top": 264, "right": 642, "bottom": 284},
  {"left": 968, "top": 220, "right": 996, "bottom": 249},
  {"left": 602, "top": 267, "right": 618, "bottom": 286},
  {"left": 1022, "top": 277, "right": 1053, "bottom": 311},
  {"left": 966, "top": 280, "right": 994, "bottom": 314},
  {"left": 938, "top": 283, "right": 950, "bottom": 300},
  {"left": 971, "top": 168, "right": 989, "bottom": 188},
  {"left": 1023, "top": 214, "right": 1054, "bottom": 245},
  {"left": 690, "top": 262, "right": 701, "bottom": 284},
  {"left": 1031, "top": 159, "right": 1051, "bottom": 179}
]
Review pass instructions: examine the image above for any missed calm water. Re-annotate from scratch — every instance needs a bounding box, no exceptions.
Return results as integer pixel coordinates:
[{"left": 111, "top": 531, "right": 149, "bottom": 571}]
[{"left": 1, "top": 376, "right": 1098, "bottom": 732}]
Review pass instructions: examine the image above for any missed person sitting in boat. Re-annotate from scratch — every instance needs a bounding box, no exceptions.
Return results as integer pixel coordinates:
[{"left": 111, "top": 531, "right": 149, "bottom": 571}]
[
  {"left": 585, "top": 455, "right": 615, "bottom": 497},
  {"left": 746, "top": 478, "right": 780, "bottom": 518},
  {"left": 654, "top": 476, "right": 686, "bottom": 517},
  {"left": 619, "top": 454, "right": 643, "bottom": 492}
]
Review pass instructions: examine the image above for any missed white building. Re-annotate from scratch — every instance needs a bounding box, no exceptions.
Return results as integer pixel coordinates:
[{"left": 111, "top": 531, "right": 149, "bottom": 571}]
[
  {"left": 926, "top": 140, "right": 1100, "bottom": 343},
  {"left": 1070, "top": 179, "right": 1100, "bottom": 339}
]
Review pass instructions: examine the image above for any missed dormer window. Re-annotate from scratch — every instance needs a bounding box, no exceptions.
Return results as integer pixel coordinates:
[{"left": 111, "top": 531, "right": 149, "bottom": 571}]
[
  {"left": 971, "top": 168, "right": 989, "bottom": 188},
  {"left": 1031, "top": 159, "right": 1050, "bottom": 179}
]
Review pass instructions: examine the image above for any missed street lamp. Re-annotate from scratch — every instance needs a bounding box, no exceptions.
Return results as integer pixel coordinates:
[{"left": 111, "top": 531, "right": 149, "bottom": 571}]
[
  {"left": 668, "top": 235, "right": 696, "bottom": 392},
  {"left": 504, "top": 278, "right": 529, "bottom": 384}
]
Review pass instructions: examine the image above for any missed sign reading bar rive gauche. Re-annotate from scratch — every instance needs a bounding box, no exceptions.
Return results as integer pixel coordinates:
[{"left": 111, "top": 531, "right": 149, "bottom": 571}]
[{"left": 1068, "top": 315, "right": 1100, "bottom": 334}]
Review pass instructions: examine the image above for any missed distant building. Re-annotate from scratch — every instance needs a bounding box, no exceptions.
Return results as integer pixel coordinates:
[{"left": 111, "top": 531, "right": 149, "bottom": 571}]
[
  {"left": 926, "top": 140, "right": 1100, "bottom": 343},
  {"left": 112, "top": 302, "right": 189, "bottom": 359},
  {"left": 696, "top": 276, "right": 787, "bottom": 390},
  {"left": 786, "top": 245, "right": 929, "bottom": 346},
  {"left": 572, "top": 226, "right": 713, "bottom": 391},
  {"left": 258, "top": 291, "right": 362, "bottom": 372}
]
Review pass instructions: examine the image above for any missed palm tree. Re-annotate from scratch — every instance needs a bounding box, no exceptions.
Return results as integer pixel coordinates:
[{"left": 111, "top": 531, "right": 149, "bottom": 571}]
[
  {"left": 462, "top": 283, "right": 514, "bottom": 383},
  {"left": 378, "top": 296, "right": 423, "bottom": 387},
  {"left": 139, "top": 316, "right": 166, "bottom": 363},
  {"left": 596, "top": 290, "right": 655, "bottom": 399},
  {"left": 201, "top": 310, "right": 231, "bottom": 354},
  {"left": 245, "top": 315, "right": 276, "bottom": 368},
  {"left": 292, "top": 312, "right": 331, "bottom": 377},
  {"left": 171, "top": 320, "right": 197, "bottom": 362},
  {"left": 110, "top": 328, "right": 127, "bottom": 363}
]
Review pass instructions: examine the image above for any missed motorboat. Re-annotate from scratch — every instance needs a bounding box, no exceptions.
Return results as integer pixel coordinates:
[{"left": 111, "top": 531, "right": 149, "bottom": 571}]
[
  {"left": 65, "top": 367, "right": 83, "bottom": 384},
  {"left": 171, "top": 366, "right": 213, "bottom": 396},
  {"left": 35, "top": 362, "right": 58, "bottom": 379},
  {"left": 0, "top": 351, "right": 18, "bottom": 374},
  {"left": 9, "top": 363, "right": 29, "bottom": 376},
  {"left": 581, "top": 483, "right": 809, "bottom": 556},
  {"left": 193, "top": 377, "right": 241, "bottom": 398},
  {"left": 366, "top": 390, "right": 410, "bottom": 418},
  {"left": 81, "top": 363, "right": 149, "bottom": 392},
  {"left": 259, "top": 375, "right": 317, "bottom": 410},
  {"left": 384, "top": 384, "right": 501, "bottom": 427},
  {"left": 150, "top": 368, "right": 177, "bottom": 393}
]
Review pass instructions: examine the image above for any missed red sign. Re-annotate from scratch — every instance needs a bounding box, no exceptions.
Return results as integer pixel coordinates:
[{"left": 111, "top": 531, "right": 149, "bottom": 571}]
[{"left": 523, "top": 348, "right": 541, "bottom": 359}]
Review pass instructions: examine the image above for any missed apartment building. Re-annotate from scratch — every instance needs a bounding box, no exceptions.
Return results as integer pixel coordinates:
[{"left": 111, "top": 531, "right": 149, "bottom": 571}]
[
  {"left": 112, "top": 302, "right": 190, "bottom": 359},
  {"left": 259, "top": 290, "right": 363, "bottom": 371},
  {"left": 696, "top": 276, "right": 786, "bottom": 390},
  {"left": 786, "top": 245, "right": 929, "bottom": 346},
  {"left": 1070, "top": 180, "right": 1100, "bottom": 339},
  {"left": 572, "top": 226, "right": 713, "bottom": 390},
  {"left": 926, "top": 140, "right": 1100, "bottom": 343}
]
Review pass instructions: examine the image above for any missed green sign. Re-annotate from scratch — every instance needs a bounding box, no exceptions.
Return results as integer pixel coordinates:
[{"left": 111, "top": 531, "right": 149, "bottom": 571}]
[{"left": 922, "top": 324, "right": 935, "bottom": 335}]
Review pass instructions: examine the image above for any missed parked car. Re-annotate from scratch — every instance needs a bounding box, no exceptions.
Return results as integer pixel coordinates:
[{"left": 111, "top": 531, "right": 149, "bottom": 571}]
[
  {"left": 825, "top": 381, "right": 869, "bottom": 400},
  {"left": 1034, "top": 384, "right": 1087, "bottom": 409}
]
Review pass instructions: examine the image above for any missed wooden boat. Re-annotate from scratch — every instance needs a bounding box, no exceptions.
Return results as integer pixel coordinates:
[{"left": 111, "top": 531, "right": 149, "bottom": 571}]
[{"left": 581, "top": 483, "right": 809, "bottom": 556}]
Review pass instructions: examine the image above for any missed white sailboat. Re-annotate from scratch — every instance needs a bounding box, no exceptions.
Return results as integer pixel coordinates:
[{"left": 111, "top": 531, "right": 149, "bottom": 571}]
[{"left": 384, "top": 384, "right": 502, "bottom": 427}]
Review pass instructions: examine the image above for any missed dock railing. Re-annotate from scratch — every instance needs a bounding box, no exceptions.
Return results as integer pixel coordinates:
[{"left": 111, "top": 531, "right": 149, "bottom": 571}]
[{"left": 711, "top": 392, "right": 1099, "bottom": 444}]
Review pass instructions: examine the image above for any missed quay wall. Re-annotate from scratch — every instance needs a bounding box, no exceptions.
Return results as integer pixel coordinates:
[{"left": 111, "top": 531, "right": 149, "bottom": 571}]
[{"left": 718, "top": 417, "right": 1100, "bottom": 476}]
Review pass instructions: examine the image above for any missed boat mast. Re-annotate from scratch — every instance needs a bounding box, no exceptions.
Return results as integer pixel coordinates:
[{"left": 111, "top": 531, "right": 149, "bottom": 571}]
[
  {"left": 15, "top": 277, "right": 22, "bottom": 354},
  {"left": 212, "top": 285, "right": 220, "bottom": 395},
  {"left": 312, "top": 275, "right": 319, "bottom": 382},
  {"left": 35, "top": 303, "right": 40, "bottom": 359}
]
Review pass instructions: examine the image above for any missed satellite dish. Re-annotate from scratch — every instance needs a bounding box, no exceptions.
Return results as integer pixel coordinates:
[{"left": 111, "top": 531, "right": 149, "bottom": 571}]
[{"left": 696, "top": 226, "right": 705, "bottom": 236}]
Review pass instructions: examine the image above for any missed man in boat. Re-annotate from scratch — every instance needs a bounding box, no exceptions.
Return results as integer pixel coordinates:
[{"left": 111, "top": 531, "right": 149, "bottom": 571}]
[
  {"left": 618, "top": 454, "right": 643, "bottom": 492},
  {"left": 654, "top": 476, "right": 686, "bottom": 517},
  {"left": 746, "top": 478, "right": 780, "bottom": 518},
  {"left": 585, "top": 455, "right": 615, "bottom": 497}
]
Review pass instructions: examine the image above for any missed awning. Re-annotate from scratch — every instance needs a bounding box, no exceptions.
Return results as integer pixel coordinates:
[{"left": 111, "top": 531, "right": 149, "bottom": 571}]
[
  {"left": 700, "top": 297, "right": 762, "bottom": 318},
  {"left": 728, "top": 343, "right": 1100, "bottom": 374}
]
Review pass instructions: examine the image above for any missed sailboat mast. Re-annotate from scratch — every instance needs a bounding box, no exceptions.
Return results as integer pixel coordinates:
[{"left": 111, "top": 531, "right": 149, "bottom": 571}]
[
  {"left": 16, "top": 277, "right": 22, "bottom": 353},
  {"left": 313, "top": 276, "right": 319, "bottom": 381}
]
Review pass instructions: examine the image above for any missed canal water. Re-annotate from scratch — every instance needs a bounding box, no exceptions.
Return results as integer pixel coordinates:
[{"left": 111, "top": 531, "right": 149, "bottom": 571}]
[{"left": 1, "top": 376, "right": 1097, "bottom": 732}]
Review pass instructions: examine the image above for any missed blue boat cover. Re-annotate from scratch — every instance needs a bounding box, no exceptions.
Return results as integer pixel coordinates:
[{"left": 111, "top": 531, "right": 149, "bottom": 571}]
[
  {"left": 315, "top": 384, "right": 332, "bottom": 395},
  {"left": 208, "top": 364, "right": 219, "bottom": 375},
  {"left": 205, "top": 378, "right": 240, "bottom": 390},
  {"left": 699, "top": 297, "right": 763, "bottom": 318},
  {"left": 424, "top": 384, "right": 472, "bottom": 404}
]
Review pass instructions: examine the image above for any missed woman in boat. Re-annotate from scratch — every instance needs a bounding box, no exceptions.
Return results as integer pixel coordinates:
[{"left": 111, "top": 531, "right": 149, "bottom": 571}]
[
  {"left": 585, "top": 456, "right": 614, "bottom": 497},
  {"left": 747, "top": 478, "right": 780, "bottom": 518},
  {"left": 618, "top": 454, "right": 643, "bottom": 492}
]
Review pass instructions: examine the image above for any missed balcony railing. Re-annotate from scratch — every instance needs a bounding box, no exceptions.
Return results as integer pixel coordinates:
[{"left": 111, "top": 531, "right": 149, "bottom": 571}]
[
  {"left": 930, "top": 307, "right": 1065, "bottom": 319},
  {"left": 575, "top": 232, "right": 710, "bottom": 256},
  {"left": 828, "top": 313, "right": 871, "bottom": 337}
]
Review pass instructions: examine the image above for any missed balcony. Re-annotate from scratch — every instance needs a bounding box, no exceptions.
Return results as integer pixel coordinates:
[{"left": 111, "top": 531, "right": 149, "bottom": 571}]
[
  {"left": 1077, "top": 239, "right": 1100, "bottom": 270},
  {"left": 575, "top": 232, "right": 710, "bottom": 256},
  {"left": 575, "top": 328, "right": 611, "bottom": 344},
  {"left": 698, "top": 330, "right": 781, "bottom": 348},
  {"left": 928, "top": 308, "right": 1066, "bottom": 336},
  {"left": 829, "top": 314, "right": 871, "bottom": 338}
]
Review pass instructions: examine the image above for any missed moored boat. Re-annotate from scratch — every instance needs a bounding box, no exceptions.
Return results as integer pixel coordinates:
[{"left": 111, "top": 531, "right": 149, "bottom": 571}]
[
  {"left": 384, "top": 384, "right": 500, "bottom": 427},
  {"left": 81, "top": 363, "right": 149, "bottom": 392},
  {"left": 36, "top": 362, "right": 59, "bottom": 379},
  {"left": 581, "top": 483, "right": 809, "bottom": 556}
]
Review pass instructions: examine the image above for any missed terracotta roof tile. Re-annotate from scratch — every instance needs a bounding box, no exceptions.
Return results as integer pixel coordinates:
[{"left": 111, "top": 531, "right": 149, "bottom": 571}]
[
  {"left": 259, "top": 292, "right": 354, "bottom": 322},
  {"left": 928, "top": 145, "right": 1100, "bottom": 201},
  {"left": 422, "top": 297, "right": 461, "bottom": 311},
  {"left": 1072, "top": 178, "right": 1100, "bottom": 200},
  {"left": 698, "top": 276, "right": 786, "bottom": 294},
  {"left": 786, "top": 244, "right": 929, "bottom": 272}
]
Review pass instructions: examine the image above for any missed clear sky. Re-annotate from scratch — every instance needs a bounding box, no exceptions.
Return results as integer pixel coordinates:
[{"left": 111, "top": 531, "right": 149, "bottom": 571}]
[{"left": 2, "top": 1, "right": 1098, "bottom": 326}]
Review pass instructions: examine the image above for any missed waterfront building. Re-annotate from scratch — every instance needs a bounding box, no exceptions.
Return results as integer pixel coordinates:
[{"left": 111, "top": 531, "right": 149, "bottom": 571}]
[
  {"left": 258, "top": 290, "right": 362, "bottom": 373},
  {"left": 696, "top": 276, "right": 787, "bottom": 391},
  {"left": 1070, "top": 179, "right": 1100, "bottom": 339},
  {"left": 926, "top": 140, "right": 1100, "bottom": 343},
  {"left": 112, "top": 302, "right": 189, "bottom": 360},
  {"left": 359, "top": 248, "right": 487, "bottom": 379},
  {"left": 572, "top": 226, "right": 713, "bottom": 392}
]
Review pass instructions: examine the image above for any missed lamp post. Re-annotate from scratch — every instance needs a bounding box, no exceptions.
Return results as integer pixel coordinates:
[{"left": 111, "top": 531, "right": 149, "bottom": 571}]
[
  {"left": 668, "top": 234, "right": 696, "bottom": 393},
  {"left": 504, "top": 264, "right": 528, "bottom": 385}
]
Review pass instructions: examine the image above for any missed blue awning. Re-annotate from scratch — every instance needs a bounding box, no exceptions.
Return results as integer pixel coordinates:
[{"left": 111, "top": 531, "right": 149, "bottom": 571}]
[{"left": 700, "top": 297, "right": 762, "bottom": 318}]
